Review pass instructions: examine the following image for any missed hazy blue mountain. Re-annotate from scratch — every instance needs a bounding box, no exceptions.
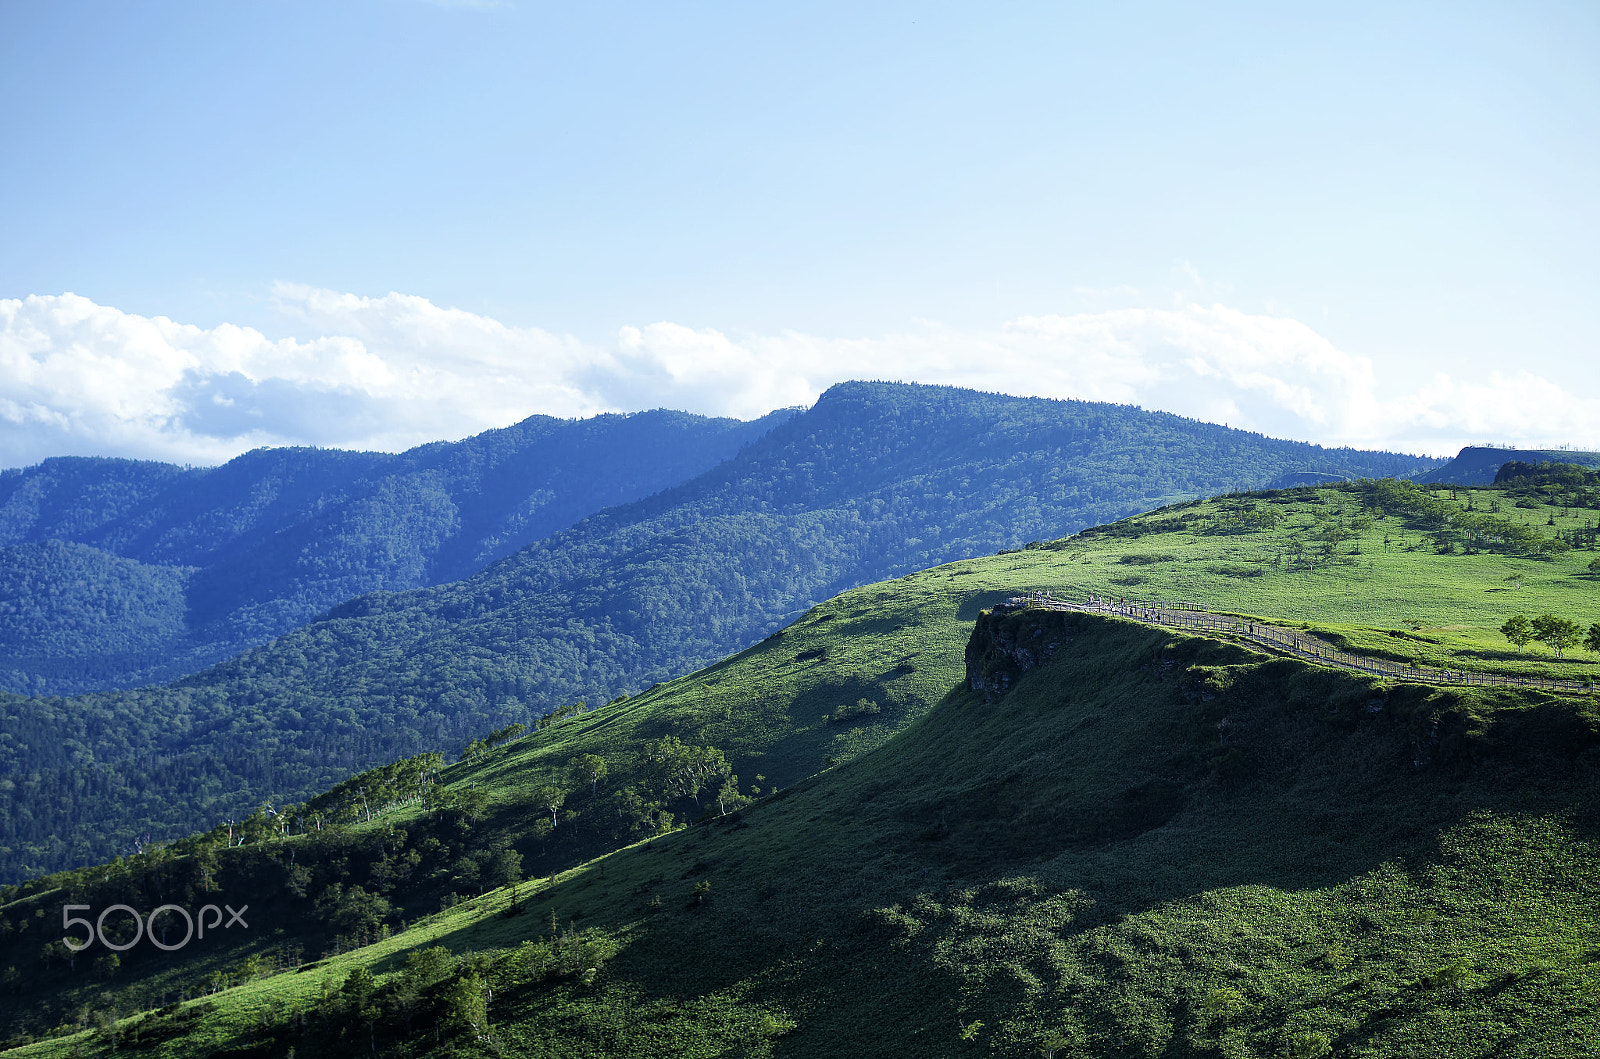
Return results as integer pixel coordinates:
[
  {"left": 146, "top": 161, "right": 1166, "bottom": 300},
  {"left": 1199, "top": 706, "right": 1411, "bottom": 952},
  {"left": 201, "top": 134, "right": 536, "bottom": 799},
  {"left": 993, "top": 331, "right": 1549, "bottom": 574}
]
[
  {"left": 0, "top": 409, "right": 793, "bottom": 694},
  {"left": 0, "top": 381, "right": 1442, "bottom": 879}
]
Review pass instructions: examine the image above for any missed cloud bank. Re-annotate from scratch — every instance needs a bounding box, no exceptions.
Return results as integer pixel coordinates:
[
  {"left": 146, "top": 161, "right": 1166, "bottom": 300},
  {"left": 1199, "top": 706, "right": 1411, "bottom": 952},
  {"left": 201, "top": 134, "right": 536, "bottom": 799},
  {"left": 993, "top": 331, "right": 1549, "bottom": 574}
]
[{"left": 2, "top": 285, "right": 1593, "bottom": 469}]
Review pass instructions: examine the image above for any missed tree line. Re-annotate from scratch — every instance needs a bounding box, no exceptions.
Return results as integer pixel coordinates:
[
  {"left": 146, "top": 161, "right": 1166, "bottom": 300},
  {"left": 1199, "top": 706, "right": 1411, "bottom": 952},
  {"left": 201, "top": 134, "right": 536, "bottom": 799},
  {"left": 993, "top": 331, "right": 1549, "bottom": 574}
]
[{"left": 1500, "top": 614, "right": 1600, "bottom": 659}]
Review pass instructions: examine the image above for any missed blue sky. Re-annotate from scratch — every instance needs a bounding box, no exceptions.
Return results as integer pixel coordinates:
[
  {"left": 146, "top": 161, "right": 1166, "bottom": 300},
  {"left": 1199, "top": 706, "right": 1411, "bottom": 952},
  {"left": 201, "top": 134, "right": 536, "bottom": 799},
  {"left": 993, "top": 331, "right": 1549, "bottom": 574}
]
[{"left": 1, "top": 1, "right": 1596, "bottom": 467}]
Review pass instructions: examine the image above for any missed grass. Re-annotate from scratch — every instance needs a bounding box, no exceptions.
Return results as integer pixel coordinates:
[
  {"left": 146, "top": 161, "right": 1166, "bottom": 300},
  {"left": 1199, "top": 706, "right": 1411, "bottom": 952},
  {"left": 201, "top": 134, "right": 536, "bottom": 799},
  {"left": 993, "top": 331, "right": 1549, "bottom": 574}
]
[{"left": 5, "top": 483, "right": 1600, "bottom": 1056}]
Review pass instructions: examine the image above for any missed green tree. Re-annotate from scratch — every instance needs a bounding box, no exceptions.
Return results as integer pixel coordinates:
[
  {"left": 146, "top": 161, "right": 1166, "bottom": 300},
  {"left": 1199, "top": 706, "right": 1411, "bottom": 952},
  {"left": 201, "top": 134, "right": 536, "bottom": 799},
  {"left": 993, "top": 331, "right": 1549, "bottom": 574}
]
[
  {"left": 529, "top": 816, "right": 556, "bottom": 851},
  {"left": 713, "top": 777, "right": 752, "bottom": 817},
  {"left": 1039, "top": 1032, "right": 1075, "bottom": 1059},
  {"left": 614, "top": 787, "right": 674, "bottom": 837},
  {"left": 339, "top": 965, "right": 375, "bottom": 1011},
  {"left": 488, "top": 722, "right": 526, "bottom": 746},
  {"left": 1585, "top": 622, "right": 1600, "bottom": 656},
  {"left": 286, "top": 860, "right": 313, "bottom": 898},
  {"left": 533, "top": 785, "right": 567, "bottom": 829},
  {"left": 39, "top": 939, "right": 71, "bottom": 971},
  {"left": 340, "top": 966, "right": 380, "bottom": 1051},
  {"left": 486, "top": 847, "right": 523, "bottom": 890},
  {"left": 644, "top": 736, "right": 733, "bottom": 808},
  {"left": 388, "top": 972, "right": 424, "bottom": 1036},
  {"left": 451, "top": 855, "right": 483, "bottom": 892},
  {"left": 403, "top": 946, "right": 454, "bottom": 988},
  {"left": 443, "top": 971, "right": 490, "bottom": 1040},
  {"left": 570, "top": 753, "right": 609, "bottom": 795},
  {"left": 1500, "top": 614, "right": 1533, "bottom": 653},
  {"left": 315, "top": 883, "right": 392, "bottom": 935},
  {"left": 1530, "top": 613, "right": 1583, "bottom": 658}
]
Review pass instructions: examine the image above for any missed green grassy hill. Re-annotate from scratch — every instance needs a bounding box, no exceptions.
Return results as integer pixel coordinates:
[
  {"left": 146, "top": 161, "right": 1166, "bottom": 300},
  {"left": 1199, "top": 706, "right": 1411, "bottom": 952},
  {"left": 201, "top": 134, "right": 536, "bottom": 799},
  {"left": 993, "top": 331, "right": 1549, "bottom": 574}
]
[
  {"left": 0, "top": 383, "right": 1441, "bottom": 881},
  {"left": 2, "top": 476, "right": 1597, "bottom": 1057}
]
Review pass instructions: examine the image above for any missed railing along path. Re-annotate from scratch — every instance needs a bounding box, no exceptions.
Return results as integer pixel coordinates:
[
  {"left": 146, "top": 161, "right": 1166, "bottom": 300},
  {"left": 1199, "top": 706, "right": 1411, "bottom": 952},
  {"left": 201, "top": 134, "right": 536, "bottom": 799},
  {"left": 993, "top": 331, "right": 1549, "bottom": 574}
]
[{"left": 1004, "top": 593, "right": 1596, "bottom": 695}]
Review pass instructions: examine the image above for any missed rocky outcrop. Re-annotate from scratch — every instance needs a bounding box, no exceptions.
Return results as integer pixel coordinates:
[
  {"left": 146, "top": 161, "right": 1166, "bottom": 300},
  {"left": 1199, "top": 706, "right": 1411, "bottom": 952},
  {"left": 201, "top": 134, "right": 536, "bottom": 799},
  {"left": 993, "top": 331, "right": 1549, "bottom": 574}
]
[{"left": 964, "top": 608, "right": 1074, "bottom": 697}]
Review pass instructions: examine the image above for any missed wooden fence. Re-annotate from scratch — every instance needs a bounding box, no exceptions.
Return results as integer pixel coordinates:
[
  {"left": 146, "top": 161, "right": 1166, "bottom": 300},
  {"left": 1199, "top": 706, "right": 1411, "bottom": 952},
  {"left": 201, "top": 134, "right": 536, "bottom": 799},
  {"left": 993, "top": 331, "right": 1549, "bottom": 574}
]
[{"left": 1004, "top": 594, "right": 1596, "bottom": 694}]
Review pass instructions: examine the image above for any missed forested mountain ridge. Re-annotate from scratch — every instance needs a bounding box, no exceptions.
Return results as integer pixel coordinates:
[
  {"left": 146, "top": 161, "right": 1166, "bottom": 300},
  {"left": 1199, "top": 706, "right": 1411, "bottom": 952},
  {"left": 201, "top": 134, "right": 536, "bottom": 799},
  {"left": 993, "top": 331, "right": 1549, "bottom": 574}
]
[
  {"left": 0, "top": 409, "right": 792, "bottom": 693},
  {"left": 0, "top": 382, "right": 1442, "bottom": 880}
]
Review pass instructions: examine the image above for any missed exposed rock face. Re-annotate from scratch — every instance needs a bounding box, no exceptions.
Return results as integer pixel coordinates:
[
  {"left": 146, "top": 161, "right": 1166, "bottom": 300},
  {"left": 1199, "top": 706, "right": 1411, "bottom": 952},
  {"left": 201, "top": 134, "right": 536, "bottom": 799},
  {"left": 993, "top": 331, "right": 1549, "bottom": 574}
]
[{"left": 964, "top": 608, "right": 1074, "bottom": 697}]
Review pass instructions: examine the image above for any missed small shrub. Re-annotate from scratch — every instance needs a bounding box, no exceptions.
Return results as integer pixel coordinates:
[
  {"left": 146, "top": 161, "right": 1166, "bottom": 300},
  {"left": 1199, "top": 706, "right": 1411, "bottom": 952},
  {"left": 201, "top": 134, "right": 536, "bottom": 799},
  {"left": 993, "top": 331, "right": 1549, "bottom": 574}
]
[
  {"left": 826, "top": 698, "right": 883, "bottom": 723},
  {"left": 1039, "top": 1032, "right": 1075, "bottom": 1058},
  {"left": 1283, "top": 1031, "right": 1332, "bottom": 1058},
  {"left": 1321, "top": 944, "right": 1353, "bottom": 971},
  {"left": 758, "top": 1013, "right": 797, "bottom": 1038},
  {"left": 1432, "top": 956, "right": 1473, "bottom": 992},
  {"left": 1199, "top": 987, "right": 1247, "bottom": 1022},
  {"left": 1209, "top": 562, "right": 1264, "bottom": 577}
]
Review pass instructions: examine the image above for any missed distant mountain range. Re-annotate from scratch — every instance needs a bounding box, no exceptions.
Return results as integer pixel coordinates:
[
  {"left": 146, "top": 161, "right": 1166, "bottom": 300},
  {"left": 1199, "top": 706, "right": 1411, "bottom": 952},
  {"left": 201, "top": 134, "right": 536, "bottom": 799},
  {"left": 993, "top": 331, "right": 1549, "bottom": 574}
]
[
  {"left": 0, "top": 382, "right": 1443, "bottom": 877},
  {"left": 0, "top": 409, "right": 792, "bottom": 694}
]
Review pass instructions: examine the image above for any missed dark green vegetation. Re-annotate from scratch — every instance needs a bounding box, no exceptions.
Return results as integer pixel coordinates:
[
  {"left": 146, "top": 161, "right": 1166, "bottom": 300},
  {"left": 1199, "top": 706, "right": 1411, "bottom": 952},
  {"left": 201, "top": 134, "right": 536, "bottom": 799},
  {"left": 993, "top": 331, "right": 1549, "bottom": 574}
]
[
  {"left": 0, "top": 408, "right": 792, "bottom": 695},
  {"left": 0, "top": 383, "right": 1437, "bottom": 880},
  {"left": 2, "top": 478, "right": 1597, "bottom": 1057}
]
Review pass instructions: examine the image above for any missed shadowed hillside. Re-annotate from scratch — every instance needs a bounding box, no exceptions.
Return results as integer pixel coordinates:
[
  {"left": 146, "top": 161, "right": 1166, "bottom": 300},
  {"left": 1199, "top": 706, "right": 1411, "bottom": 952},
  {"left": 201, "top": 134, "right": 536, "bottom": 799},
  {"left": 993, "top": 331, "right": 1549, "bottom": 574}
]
[{"left": 3, "top": 576, "right": 1594, "bottom": 1056}]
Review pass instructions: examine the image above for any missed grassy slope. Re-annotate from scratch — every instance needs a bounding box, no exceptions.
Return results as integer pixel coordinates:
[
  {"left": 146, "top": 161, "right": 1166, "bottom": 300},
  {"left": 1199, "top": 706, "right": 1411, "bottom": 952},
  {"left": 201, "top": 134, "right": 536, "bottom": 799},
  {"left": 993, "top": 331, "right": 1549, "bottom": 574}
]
[
  {"left": 499, "top": 481, "right": 1600, "bottom": 809},
  {"left": 7, "top": 482, "right": 1600, "bottom": 1056},
  {"left": 1057, "top": 488, "right": 1600, "bottom": 681}
]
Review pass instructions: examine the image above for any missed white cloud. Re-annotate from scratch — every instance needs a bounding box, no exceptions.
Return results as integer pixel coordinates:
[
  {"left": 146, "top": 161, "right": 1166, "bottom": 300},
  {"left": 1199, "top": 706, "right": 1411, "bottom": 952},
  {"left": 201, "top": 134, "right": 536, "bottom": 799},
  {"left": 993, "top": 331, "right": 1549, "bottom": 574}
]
[
  {"left": 0, "top": 289, "right": 610, "bottom": 467},
  {"left": 2, "top": 286, "right": 1594, "bottom": 469}
]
